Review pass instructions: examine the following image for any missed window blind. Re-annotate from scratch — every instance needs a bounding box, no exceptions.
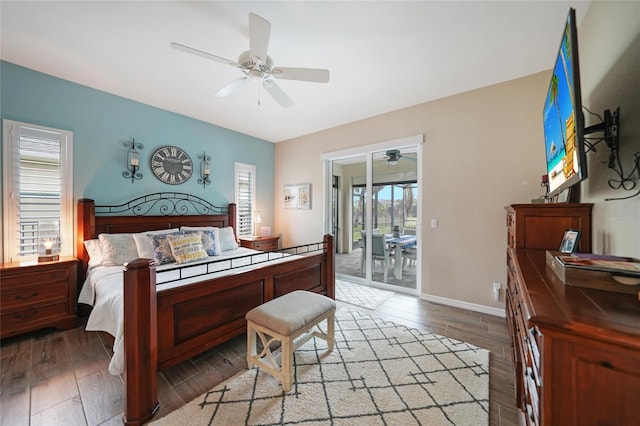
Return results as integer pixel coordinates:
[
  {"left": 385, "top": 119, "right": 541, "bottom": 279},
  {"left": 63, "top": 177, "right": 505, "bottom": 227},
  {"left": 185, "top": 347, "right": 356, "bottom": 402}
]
[
  {"left": 3, "top": 120, "right": 73, "bottom": 262},
  {"left": 235, "top": 163, "right": 256, "bottom": 237}
]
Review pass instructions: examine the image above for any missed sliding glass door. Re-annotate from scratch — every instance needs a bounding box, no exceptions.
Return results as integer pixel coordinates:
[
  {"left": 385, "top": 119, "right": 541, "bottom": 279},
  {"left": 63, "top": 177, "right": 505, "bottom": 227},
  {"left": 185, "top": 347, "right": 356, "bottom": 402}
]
[{"left": 326, "top": 139, "right": 420, "bottom": 294}]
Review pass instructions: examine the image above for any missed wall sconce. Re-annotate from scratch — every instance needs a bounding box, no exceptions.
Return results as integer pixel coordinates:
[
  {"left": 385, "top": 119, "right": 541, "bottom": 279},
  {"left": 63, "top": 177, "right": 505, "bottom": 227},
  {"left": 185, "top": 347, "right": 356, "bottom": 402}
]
[
  {"left": 122, "top": 138, "right": 143, "bottom": 183},
  {"left": 198, "top": 152, "right": 211, "bottom": 187},
  {"left": 38, "top": 221, "right": 60, "bottom": 262}
]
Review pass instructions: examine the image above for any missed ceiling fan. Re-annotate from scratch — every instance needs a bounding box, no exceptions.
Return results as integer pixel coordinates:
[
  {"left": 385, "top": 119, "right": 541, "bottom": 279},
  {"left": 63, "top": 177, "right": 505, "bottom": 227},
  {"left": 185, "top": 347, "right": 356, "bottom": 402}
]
[
  {"left": 170, "top": 13, "right": 330, "bottom": 108},
  {"left": 385, "top": 149, "right": 417, "bottom": 165}
]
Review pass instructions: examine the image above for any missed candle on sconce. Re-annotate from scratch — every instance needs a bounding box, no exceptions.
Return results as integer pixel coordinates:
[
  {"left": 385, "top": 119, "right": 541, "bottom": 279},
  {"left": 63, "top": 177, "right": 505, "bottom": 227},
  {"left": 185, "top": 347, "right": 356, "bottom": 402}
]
[
  {"left": 541, "top": 174, "right": 549, "bottom": 184},
  {"left": 204, "top": 167, "right": 210, "bottom": 175},
  {"left": 131, "top": 158, "right": 139, "bottom": 167}
]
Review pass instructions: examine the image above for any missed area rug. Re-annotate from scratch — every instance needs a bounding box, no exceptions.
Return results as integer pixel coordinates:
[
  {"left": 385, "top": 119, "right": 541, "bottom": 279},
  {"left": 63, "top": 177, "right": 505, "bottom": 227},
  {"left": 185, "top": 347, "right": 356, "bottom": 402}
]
[
  {"left": 151, "top": 309, "right": 489, "bottom": 425},
  {"left": 335, "top": 280, "right": 395, "bottom": 310}
]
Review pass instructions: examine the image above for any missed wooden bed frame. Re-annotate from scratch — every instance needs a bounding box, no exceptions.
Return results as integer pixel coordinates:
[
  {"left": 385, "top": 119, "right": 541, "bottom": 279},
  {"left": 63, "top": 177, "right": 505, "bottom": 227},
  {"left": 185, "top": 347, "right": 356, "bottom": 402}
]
[{"left": 76, "top": 193, "right": 335, "bottom": 425}]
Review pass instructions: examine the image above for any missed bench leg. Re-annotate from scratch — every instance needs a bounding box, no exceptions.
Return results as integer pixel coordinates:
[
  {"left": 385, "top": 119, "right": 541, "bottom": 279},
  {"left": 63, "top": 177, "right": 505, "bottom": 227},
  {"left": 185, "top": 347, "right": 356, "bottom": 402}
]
[
  {"left": 281, "top": 335, "right": 293, "bottom": 392},
  {"left": 327, "top": 309, "right": 335, "bottom": 352},
  {"left": 246, "top": 322, "right": 257, "bottom": 368}
]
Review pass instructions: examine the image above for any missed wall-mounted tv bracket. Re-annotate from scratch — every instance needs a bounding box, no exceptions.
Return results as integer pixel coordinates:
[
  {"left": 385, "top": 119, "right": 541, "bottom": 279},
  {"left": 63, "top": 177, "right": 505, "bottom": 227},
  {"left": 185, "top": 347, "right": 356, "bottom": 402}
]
[
  {"left": 583, "top": 107, "right": 619, "bottom": 158},
  {"left": 583, "top": 107, "right": 639, "bottom": 200}
]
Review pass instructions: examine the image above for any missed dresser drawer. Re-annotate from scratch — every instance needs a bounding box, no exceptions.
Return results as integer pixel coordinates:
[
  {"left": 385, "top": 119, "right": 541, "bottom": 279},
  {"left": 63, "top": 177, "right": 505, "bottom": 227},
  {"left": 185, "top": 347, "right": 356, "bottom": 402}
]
[
  {"left": 1, "top": 282, "right": 69, "bottom": 310},
  {"left": 1, "top": 267, "right": 70, "bottom": 289},
  {"left": 1, "top": 301, "right": 69, "bottom": 330}
]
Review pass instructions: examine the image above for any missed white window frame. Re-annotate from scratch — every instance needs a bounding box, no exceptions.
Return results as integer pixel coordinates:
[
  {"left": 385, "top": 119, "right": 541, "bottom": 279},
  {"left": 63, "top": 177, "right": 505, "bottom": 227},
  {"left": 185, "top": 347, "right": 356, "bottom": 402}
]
[
  {"left": 234, "top": 162, "right": 256, "bottom": 237},
  {"left": 2, "top": 119, "right": 74, "bottom": 263}
]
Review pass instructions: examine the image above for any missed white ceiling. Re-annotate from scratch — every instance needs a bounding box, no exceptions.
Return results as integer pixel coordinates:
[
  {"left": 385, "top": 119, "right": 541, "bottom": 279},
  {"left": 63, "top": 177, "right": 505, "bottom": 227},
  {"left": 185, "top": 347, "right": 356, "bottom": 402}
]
[{"left": 1, "top": 1, "right": 589, "bottom": 143}]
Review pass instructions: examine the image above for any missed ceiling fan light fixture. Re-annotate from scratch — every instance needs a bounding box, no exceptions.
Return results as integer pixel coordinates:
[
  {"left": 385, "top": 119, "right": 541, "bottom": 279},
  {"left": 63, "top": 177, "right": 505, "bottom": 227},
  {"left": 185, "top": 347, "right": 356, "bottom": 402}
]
[{"left": 388, "top": 159, "right": 399, "bottom": 166}]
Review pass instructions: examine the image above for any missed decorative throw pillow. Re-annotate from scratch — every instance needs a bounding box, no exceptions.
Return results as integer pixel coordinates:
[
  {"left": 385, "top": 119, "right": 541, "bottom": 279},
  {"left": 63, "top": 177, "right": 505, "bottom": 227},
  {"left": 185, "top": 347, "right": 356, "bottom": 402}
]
[
  {"left": 149, "top": 232, "right": 185, "bottom": 265},
  {"left": 183, "top": 229, "right": 218, "bottom": 256},
  {"left": 167, "top": 233, "right": 209, "bottom": 264},
  {"left": 98, "top": 233, "right": 138, "bottom": 266},
  {"left": 218, "top": 227, "right": 238, "bottom": 251},
  {"left": 83, "top": 239, "right": 104, "bottom": 268},
  {"left": 133, "top": 229, "right": 180, "bottom": 259},
  {"left": 181, "top": 226, "right": 221, "bottom": 254}
]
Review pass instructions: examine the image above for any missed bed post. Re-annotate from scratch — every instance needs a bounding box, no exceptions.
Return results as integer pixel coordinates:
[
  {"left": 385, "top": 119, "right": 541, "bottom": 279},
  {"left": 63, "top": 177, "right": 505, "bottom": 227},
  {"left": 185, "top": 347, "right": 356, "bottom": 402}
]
[
  {"left": 76, "top": 198, "right": 95, "bottom": 286},
  {"left": 228, "top": 202, "right": 237, "bottom": 234},
  {"left": 323, "top": 234, "right": 335, "bottom": 300},
  {"left": 123, "top": 259, "right": 159, "bottom": 426}
]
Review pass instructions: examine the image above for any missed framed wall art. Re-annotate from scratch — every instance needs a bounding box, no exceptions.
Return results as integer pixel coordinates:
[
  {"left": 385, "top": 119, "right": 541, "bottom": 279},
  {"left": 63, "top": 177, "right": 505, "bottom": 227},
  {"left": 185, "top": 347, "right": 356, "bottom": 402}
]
[{"left": 283, "top": 183, "right": 311, "bottom": 209}]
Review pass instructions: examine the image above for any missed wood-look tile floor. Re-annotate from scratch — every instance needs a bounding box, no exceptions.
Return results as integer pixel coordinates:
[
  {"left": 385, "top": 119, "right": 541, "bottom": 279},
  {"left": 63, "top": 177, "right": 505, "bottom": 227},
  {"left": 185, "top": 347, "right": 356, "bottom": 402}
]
[{"left": 1, "top": 293, "right": 520, "bottom": 425}]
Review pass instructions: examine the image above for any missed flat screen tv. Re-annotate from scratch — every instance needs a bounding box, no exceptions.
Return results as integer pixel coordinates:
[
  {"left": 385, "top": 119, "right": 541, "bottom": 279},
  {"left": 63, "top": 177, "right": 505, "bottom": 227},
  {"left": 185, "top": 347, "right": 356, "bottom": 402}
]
[{"left": 543, "top": 8, "right": 587, "bottom": 198}]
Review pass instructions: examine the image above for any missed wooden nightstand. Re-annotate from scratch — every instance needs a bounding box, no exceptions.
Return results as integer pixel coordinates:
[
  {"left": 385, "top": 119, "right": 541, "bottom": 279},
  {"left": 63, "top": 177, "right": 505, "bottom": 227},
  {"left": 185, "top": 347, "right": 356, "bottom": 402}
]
[
  {"left": 0, "top": 257, "right": 78, "bottom": 339},
  {"left": 239, "top": 236, "right": 280, "bottom": 251}
]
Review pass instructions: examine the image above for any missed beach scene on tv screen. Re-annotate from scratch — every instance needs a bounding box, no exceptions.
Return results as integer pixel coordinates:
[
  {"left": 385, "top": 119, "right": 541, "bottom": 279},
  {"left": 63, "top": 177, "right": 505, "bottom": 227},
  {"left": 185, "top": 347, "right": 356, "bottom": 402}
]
[{"left": 543, "top": 25, "right": 578, "bottom": 194}]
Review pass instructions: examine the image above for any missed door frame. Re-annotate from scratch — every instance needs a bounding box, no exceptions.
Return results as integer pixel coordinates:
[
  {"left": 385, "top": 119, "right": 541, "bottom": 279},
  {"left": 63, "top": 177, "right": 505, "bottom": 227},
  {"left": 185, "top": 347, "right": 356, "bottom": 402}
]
[{"left": 321, "top": 135, "right": 423, "bottom": 294}]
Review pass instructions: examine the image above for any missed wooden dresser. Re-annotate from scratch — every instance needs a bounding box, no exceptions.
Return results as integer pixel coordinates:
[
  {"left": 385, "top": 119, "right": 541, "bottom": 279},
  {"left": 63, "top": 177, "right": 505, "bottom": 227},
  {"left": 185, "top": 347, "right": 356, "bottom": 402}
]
[
  {"left": 505, "top": 203, "right": 640, "bottom": 425},
  {"left": 0, "top": 257, "right": 78, "bottom": 339}
]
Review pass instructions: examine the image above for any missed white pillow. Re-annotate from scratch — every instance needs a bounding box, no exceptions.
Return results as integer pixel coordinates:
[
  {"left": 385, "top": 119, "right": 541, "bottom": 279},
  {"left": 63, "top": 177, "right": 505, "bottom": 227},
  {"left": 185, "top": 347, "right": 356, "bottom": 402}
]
[
  {"left": 181, "top": 226, "right": 221, "bottom": 254},
  {"left": 167, "top": 233, "right": 209, "bottom": 264},
  {"left": 133, "top": 228, "right": 180, "bottom": 259},
  {"left": 218, "top": 227, "right": 238, "bottom": 251},
  {"left": 83, "top": 239, "right": 104, "bottom": 269},
  {"left": 98, "top": 233, "right": 138, "bottom": 266}
]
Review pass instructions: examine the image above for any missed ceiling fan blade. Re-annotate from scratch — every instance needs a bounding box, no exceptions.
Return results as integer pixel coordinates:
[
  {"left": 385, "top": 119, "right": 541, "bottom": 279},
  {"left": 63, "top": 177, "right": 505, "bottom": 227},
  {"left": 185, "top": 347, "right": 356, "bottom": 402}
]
[
  {"left": 214, "top": 77, "right": 248, "bottom": 97},
  {"left": 249, "top": 13, "right": 271, "bottom": 65},
  {"left": 402, "top": 156, "right": 417, "bottom": 163},
  {"left": 272, "top": 67, "right": 330, "bottom": 83},
  {"left": 263, "top": 80, "right": 294, "bottom": 108},
  {"left": 170, "top": 42, "right": 240, "bottom": 68}
]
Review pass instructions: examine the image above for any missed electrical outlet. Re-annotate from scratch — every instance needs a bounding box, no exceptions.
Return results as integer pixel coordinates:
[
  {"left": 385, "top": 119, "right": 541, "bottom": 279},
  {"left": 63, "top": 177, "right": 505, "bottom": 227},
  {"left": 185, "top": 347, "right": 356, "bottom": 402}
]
[
  {"left": 430, "top": 219, "right": 438, "bottom": 228},
  {"left": 492, "top": 282, "right": 501, "bottom": 301}
]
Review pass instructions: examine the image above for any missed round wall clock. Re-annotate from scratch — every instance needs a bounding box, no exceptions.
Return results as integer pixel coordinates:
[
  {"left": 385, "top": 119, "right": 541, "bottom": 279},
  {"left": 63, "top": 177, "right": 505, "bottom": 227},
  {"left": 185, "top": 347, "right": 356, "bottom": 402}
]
[{"left": 150, "top": 145, "right": 193, "bottom": 185}]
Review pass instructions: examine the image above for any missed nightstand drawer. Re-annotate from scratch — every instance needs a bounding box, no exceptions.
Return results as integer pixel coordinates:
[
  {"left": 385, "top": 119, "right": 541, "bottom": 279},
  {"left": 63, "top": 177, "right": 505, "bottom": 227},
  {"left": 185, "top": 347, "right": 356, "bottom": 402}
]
[
  {"left": 1, "top": 283, "right": 69, "bottom": 310},
  {"left": 1, "top": 267, "right": 70, "bottom": 289},
  {"left": 240, "top": 236, "right": 280, "bottom": 251},
  {"left": 1, "top": 301, "right": 69, "bottom": 331},
  {"left": 252, "top": 240, "right": 278, "bottom": 251}
]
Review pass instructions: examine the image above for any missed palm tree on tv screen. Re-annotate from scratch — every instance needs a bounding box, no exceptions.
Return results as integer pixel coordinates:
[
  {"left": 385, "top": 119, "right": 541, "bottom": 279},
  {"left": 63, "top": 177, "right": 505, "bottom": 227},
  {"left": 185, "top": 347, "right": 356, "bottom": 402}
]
[{"left": 550, "top": 74, "right": 567, "bottom": 153}]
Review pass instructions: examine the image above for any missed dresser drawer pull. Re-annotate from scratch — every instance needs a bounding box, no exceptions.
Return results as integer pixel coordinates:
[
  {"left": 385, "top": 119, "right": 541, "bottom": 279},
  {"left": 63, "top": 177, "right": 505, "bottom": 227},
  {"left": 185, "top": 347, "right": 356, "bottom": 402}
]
[
  {"left": 600, "top": 361, "right": 614, "bottom": 369},
  {"left": 14, "top": 292, "right": 39, "bottom": 300},
  {"left": 15, "top": 310, "right": 39, "bottom": 320}
]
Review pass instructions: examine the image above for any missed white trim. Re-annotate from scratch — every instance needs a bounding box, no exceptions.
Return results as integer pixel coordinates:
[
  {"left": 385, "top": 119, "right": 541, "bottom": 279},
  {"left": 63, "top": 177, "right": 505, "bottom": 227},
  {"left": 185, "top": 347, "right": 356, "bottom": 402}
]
[
  {"left": 320, "top": 135, "right": 423, "bottom": 161},
  {"left": 2, "top": 119, "right": 74, "bottom": 262},
  {"left": 419, "top": 293, "right": 506, "bottom": 318}
]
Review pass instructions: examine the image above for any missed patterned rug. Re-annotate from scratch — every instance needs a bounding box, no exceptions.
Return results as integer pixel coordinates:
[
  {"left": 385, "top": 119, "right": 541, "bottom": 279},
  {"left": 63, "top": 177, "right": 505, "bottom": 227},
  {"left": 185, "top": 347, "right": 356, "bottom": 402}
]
[
  {"left": 151, "top": 310, "right": 489, "bottom": 425},
  {"left": 335, "top": 280, "right": 395, "bottom": 310}
]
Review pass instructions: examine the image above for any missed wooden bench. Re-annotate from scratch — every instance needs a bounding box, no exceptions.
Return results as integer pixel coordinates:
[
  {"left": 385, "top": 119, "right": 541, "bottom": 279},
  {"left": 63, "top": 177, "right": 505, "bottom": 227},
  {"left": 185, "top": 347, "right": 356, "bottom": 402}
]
[{"left": 245, "top": 290, "right": 336, "bottom": 392}]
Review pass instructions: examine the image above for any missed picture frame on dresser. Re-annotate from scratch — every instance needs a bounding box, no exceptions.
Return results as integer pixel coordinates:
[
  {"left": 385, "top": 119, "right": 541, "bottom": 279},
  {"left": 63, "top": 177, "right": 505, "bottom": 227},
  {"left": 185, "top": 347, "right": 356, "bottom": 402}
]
[{"left": 559, "top": 229, "right": 581, "bottom": 253}]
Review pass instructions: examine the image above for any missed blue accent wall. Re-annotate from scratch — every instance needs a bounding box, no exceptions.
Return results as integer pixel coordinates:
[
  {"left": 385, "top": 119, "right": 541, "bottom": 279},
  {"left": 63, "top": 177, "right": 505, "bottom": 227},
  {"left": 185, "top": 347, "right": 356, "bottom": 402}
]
[{"left": 1, "top": 61, "right": 274, "bottom": 211}]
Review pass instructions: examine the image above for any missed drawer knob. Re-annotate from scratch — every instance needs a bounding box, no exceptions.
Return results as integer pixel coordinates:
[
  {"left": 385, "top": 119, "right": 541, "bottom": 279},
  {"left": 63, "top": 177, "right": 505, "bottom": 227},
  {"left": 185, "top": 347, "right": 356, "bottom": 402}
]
[{"left": 15, "top": 292, "right": 39, "bottom": 300}]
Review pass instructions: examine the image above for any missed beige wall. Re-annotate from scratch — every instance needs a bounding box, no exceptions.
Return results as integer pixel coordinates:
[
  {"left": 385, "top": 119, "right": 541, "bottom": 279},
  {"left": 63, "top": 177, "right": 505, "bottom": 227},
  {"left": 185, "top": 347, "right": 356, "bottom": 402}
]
[
  {"left": 578, "top": 1, "right": 640, "bottom": 258},
  {"left": 274, "top": 2, "right": 640, "bottom": 311}
]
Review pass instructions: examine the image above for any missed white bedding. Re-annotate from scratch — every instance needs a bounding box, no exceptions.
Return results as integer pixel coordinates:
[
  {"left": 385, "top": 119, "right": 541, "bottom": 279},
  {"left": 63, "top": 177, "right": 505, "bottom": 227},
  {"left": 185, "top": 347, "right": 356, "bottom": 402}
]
[{"left": 79, "top": 247, "right": 297, "bottom": 375}]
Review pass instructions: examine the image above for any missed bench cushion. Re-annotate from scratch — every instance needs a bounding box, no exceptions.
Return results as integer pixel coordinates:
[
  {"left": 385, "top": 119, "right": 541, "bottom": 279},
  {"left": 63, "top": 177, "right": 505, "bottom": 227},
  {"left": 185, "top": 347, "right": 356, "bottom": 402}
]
[{"left": 246, "top": 290, "right": 336, "bottom": 336}]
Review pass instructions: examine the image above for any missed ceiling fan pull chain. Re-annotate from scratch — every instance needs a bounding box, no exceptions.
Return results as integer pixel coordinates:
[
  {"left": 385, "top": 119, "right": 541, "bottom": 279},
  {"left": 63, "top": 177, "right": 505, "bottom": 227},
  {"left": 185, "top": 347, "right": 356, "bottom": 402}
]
[{"left": 257, "top": 81, "right": 261, "bottom": 106}]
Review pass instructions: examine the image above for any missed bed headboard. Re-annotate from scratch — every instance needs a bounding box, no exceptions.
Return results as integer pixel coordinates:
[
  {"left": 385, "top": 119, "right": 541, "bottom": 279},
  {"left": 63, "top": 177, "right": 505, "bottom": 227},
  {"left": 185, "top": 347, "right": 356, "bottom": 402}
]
[{"left": 76, "top": 192, "right": 236, "bottom": 281}]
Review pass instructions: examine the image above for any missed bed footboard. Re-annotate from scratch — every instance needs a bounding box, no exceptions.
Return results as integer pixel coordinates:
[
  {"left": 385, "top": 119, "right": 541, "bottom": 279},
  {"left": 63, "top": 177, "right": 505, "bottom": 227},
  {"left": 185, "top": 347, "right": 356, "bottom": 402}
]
[{"left": 122, "top": 234, "right": 334, "bottom": 425}]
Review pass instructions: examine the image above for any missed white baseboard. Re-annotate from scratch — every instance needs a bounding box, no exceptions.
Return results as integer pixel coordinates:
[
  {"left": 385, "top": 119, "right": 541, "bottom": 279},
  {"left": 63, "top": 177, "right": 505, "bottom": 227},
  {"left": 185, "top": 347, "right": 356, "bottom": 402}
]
[{"left": 419, "top": 293, "right": 506, "bottom": 318}]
